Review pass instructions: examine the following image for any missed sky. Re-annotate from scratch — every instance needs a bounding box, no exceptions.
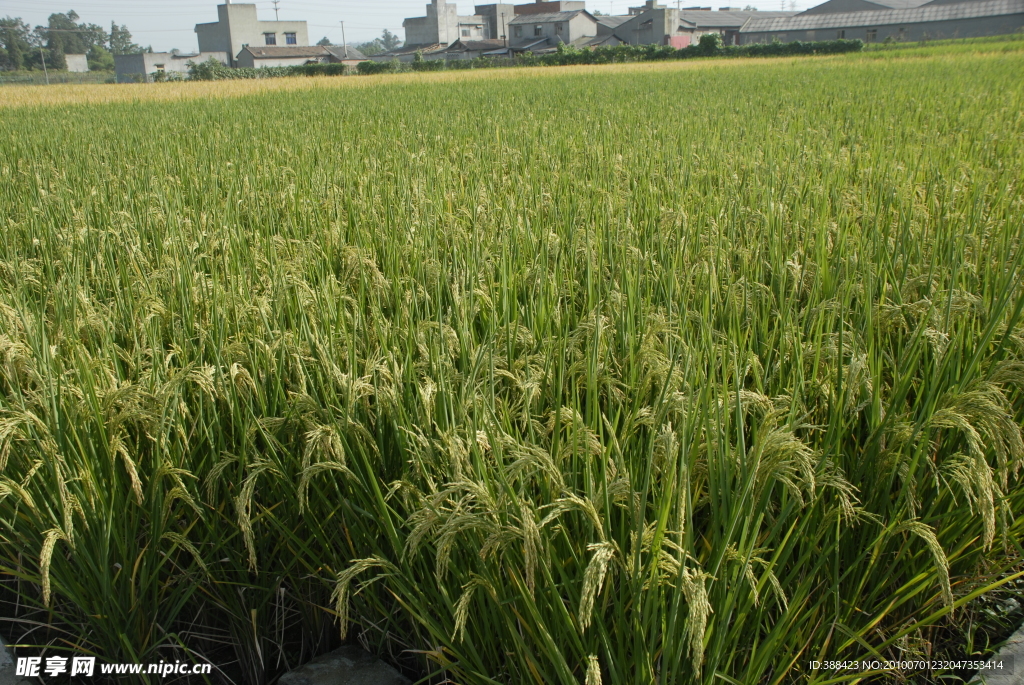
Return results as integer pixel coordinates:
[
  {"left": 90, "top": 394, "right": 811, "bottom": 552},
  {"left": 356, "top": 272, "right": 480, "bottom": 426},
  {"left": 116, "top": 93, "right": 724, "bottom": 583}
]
[{"left": 1, "top": 0, "right": 815, "bottom": 52}]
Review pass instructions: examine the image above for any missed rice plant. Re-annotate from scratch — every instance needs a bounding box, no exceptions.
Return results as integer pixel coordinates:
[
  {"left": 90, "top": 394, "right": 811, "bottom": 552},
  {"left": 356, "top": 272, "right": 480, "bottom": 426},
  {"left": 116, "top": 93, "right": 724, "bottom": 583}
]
[{"left": 0, "top": 48, "right": 1022, "bottom": 684}]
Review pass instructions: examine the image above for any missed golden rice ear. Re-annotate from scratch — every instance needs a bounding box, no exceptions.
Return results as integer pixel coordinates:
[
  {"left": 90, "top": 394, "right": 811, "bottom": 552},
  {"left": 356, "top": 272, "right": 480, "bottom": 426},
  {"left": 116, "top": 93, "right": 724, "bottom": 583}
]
[
  {"left": 578, "top": 541, "right": 616, "bottom": 632},
  {"left": 680, "top": 564, "right": 713, "bottom": 680},
  {"left": 452, "top": 575, "right": 495, "bottom": 643},
  {"left": 331, "top": 557, "right": 398, "bottom": 640},
  {"left": 39, "top": 527, "right": 67, "bottom": 607},
  {"left": 899, "top": 520, "right": 953, "bottom": 610},
  {"left": 585, "top": 654, "right": 602, "bottom": 685}
]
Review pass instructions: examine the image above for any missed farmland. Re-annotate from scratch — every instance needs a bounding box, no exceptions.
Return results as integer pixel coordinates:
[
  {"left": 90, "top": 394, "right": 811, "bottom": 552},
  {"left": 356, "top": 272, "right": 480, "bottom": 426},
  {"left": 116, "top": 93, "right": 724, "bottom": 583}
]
[{"left": 1, "top": 48, "right": 1023, "bottom": 684}]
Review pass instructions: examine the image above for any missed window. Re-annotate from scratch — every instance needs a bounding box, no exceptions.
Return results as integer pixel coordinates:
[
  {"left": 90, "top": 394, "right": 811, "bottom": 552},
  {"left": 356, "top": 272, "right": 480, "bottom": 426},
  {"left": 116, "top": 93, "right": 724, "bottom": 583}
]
[
  {"left": 514, "top": 25, "right": 522, "bottom": 37},
  {"left": 535, "top": 24, "right": 543, "bottom": 36},
  {"left": 865, "top": 28, "right": 877, "bottom": 41},
  {"left": 462, "top": 29, "right": 470, "bottom": 37},
  {"left": 555, "top": 22, "right": 564, "bottom": 34},
  {"left": 264, "top": 33, "right": 277, "bottom": 45},
  {"left": 836, "top": 29, "right": 845, "bottom": 38},
  {"left": 154, "top": 64, "right": 165, "bottom": 72},
  {"left": 285, "top": 32, "right": 297, "bottom": 45}
]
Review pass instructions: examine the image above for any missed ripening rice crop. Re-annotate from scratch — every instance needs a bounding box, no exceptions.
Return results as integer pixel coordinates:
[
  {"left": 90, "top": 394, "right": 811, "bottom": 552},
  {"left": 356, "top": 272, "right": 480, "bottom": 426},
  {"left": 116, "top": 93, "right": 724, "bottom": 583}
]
[{"left": 1, "top": 49, "right": 1023, "bottom": 685}]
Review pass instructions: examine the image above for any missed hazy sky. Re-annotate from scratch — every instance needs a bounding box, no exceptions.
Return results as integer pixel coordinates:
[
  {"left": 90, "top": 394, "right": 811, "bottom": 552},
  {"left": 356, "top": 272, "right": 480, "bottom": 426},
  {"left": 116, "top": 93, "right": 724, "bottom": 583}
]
[{"left": 1, "top": 0, "right": 814, "bottom": 52}]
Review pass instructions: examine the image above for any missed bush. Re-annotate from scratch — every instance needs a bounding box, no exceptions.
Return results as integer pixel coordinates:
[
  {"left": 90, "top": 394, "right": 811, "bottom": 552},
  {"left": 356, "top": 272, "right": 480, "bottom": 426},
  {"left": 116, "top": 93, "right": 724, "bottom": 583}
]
[
  {"left": 292, "top": 62, "right": 350, "bottom": 77},
  {"left": 357, "top": 59, "right": 400, "bottom": 75},
  {"left": 186, "top": 57, "right": 234, "bottom": 81},
  {"left": 698, "top": 32, "right": 724, "bottom": 55}
]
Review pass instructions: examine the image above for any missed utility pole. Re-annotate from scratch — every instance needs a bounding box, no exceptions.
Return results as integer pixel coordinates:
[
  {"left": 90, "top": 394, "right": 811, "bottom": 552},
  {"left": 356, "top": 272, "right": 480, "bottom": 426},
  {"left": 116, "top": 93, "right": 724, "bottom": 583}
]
[
  {"left": 272, "top": 0, "right": 280, "bottom": 20},
  {"left": 340, "top": 21, "right": 348, "bottom": 57},
  {"left": 40, "top": 46, "right": 49, "bottom": 85}
]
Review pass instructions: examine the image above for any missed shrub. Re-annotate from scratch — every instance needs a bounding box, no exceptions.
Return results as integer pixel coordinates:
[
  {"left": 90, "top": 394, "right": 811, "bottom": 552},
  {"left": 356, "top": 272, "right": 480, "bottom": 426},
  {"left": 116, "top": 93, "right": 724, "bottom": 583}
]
[{"left": 357, "top": 59, "right": 401, "bottom": 75}]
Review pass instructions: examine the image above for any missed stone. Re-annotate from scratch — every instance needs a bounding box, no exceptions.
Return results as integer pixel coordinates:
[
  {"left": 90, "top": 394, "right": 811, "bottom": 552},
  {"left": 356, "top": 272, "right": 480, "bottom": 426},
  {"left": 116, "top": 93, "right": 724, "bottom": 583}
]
[
  {"left": 277, "top": 646, "right": 411, "bottom": 685},
  {"left": 969, "top": 624, "right": 1023, "bottom": 685},
  {"left": 0, "top": 636, "right": 33, "bottom": 685}
]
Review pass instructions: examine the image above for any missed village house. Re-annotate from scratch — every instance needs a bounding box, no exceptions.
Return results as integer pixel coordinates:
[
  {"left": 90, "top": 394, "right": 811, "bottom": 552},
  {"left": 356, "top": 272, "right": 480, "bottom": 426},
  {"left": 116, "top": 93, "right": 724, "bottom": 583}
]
[
  {"left": 614, "top": 1, "right": 796, "bottom": 47},
  {"left": 195, "top": 2, "right": 309, "bottom": 67},
  {"left": 738, "top": 0, "right": 1024, "bottom": 43},
  {"left": 114, "top": 51, "right": 229, "bottom": 82},
  {"left": 507, "top": 9, "right": 600, "bottom": 52}
]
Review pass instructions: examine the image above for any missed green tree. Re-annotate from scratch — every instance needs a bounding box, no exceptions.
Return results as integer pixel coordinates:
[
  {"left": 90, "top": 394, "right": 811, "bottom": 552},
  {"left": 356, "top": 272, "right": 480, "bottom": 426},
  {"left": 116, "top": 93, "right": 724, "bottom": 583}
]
[
  {"left": 0, "top": 17, "right": 32, "bottom": 70},
  {"left": 357, "top": 29, "right": 402, "bottom": 57},
  {"left": 356, "top": 39, "right": 384, "bottom": 56},
  {"left": 316, "top": 36, "right": 332, "bottom": 46},
  {"left": 109, "top": 22, "right": 142, "bottom": 55},
  {"left": 87, "top": 44, "right": 114, "bottom": 70},
  {"left": 40, "top": 11, "right": 106, "bottom": 57},
  {"left": 380, "top": 28, "right": 401, "bottom": 51}
]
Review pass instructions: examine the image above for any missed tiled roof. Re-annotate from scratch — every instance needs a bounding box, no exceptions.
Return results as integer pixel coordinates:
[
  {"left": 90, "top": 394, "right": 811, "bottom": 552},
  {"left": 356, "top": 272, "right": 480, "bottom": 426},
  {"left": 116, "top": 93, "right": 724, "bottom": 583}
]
[
  {"left": 509, "top": 11, "right": 592, "bottom": 24},
  {"left": 241, "top": 46, "right": 329, "bottom": 59},
  {"left": 508, "top": 37, "right": 552, "bottom": 50},
  {"left": 374, "top": 43, "right": 447, "bottom": 57},
  {"left": 597, "top": 15, "right": 632, "bottom": 27},
  {"left": 446, "top": 39, "right": 508, "bottom": 51},
  {"left": 680, "top": 10, "right": 798, "bottom": 27},
  {"left": 324, "top": 45, "right": 368, "bottom": 60},
  {"left": 572, "top": 34, "right": 626, "bottom": 46},
  {"left": 741, "top": 0, "right": 1023, "bottom": 30}
]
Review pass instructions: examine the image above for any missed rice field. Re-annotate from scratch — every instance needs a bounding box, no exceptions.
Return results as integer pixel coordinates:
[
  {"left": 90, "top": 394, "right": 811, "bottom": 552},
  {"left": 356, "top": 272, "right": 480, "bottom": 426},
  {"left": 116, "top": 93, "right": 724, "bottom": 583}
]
[{"left": 1, "top": 47, "right": 1023, "bottom": 685}]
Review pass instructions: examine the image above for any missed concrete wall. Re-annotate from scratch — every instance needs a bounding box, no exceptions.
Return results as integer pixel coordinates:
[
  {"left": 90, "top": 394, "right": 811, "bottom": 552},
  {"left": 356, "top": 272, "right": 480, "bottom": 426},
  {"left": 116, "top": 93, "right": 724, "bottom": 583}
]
[
  {"left": 567, "top": 13, "right": 599, "bottom": 40},
  {"left": 196, "top": 4, "right": 308, "bottom": 66},
  {"left": 235, "top": 54, "right": 319, "bottom": 68},
  {"left": 457, "top": 19, "right": 488, "bottom": 39},
  {"left": 740, "top": 12, "right": 1024, "bottom": 42},
  {"left": 477, "top": 4, "right": 516, "bottom": 40},
  {"left": 403, "top": 17, "right": 436, "bottom": 45},
  {"left": 404, "top": 1, "right": 492, "bottom": 45},
  {"left": 405, "top": 0, "right": 464, "bottom": 44},
  {"left": 65, "top": 54, "right": 89, "bottom": 72},
  {"left": 617, "top": 7, "right": 675, "bottom": 44},
  {"left": 114, "top": 52, "right": 228, "bottom": 82}
]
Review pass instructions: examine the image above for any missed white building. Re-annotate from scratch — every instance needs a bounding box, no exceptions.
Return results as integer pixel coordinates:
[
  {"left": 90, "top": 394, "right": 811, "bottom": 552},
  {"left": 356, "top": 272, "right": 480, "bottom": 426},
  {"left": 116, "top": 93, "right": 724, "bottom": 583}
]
[
  {"left": 65, "top": 54, "right": 89, "bottom": 72},
  {"left": 195, "top": 3, "right": 309, "bottom": 67}
]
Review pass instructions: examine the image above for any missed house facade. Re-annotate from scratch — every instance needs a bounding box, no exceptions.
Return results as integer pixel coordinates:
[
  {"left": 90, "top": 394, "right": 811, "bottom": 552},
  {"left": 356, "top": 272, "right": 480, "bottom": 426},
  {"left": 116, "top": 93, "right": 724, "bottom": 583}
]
[
  {"left": 235, "top": 45, "right": 333, "bottom": 68},
  {"left": 195, "top": 3, "right": 309, "bottom": 67},
  {"left": 114, "top": 52, "right": 229, "bottom": 82},
  {"left": 508, "top": 10, "right": 599, "bottom": 49}
]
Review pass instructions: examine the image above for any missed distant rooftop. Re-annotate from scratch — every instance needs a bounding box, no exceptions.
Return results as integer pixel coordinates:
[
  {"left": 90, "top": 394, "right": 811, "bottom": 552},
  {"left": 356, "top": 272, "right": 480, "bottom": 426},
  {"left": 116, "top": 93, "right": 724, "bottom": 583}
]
[
  {"left": 508, "top": 10, "right": 593, "bottom": 23},
  {"left": 597, "top": 15, "right": 633, "bottom": 27},
  {"left": 742, "top": 0, "right": 1023, "bottom": 30},
  {"left": 240, "top": 46, "right": 329, "bottom": 58}
]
